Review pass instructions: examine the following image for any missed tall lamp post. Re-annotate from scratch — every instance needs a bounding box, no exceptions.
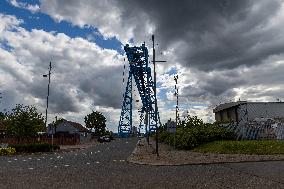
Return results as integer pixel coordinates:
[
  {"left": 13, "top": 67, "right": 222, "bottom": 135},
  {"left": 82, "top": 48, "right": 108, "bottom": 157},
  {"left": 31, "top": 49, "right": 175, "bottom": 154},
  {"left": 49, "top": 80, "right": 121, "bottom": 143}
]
[
  {"left": 43, "top": 62, "right": 52, "bottom": 147},
  {"left": 152, "top": 35, "right": 166, "bottom": 157}
]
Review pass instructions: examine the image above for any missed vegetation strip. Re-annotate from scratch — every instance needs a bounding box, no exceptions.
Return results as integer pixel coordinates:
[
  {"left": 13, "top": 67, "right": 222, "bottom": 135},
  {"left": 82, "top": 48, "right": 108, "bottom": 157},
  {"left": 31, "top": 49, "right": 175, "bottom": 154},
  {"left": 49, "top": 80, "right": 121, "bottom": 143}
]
[{"left": 193, "top": 140, "right": 284, "bottom": 155}]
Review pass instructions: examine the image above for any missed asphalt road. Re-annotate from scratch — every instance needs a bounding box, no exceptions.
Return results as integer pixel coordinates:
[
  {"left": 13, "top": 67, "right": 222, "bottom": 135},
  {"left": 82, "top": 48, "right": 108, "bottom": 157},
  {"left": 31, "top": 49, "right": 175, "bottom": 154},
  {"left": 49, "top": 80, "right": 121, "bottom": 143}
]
[{"left": 1, "top": 138, "right": 284, "bottom": 189}]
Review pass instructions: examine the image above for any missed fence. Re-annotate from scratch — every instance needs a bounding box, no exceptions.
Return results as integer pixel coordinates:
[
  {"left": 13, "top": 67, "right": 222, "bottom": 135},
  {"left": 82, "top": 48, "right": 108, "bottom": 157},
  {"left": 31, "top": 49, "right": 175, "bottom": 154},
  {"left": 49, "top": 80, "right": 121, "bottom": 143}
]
[
  {"left": 0, "top": 134, "right": 80, "bottom": 145},
  {"left": 222, "top": 118, "right": 284, "bottom": 140}
]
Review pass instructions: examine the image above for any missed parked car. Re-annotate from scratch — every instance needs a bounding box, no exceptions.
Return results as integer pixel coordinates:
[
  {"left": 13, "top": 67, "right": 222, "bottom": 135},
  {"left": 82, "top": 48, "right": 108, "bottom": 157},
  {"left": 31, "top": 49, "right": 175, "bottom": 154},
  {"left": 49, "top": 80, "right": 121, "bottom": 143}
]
[{"left": 98, "top": 136, "right": 111, "bottom": 143}]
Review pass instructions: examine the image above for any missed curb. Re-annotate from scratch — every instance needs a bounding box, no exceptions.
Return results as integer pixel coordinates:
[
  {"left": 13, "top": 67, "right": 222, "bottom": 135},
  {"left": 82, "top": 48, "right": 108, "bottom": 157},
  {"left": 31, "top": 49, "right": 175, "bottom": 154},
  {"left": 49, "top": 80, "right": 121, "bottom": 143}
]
[
  {"left": 127, "top": 157, "right": 284, "bottom": 166},
  {"left": 127, "top": 139, "right": 284, "bottom": 166}
]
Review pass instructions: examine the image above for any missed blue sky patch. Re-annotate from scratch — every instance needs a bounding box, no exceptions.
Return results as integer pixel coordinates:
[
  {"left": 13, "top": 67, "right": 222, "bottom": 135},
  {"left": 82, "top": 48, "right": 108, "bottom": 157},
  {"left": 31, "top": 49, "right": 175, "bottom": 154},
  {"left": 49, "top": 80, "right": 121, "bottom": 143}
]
[
  {"left": 0, "top": 39, "right": 13, "bottom": 52},
  {"left": 0, "top": 0, "right": 124, "bottom": 54}
]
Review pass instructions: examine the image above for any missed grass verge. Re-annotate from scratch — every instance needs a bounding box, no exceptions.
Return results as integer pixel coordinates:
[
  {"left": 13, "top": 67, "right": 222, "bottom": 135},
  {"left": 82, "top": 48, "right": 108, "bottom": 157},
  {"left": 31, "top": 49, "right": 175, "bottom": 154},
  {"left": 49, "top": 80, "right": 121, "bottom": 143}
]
[{"left": 192, "top": 140, "right": 284, "bottom": 155}]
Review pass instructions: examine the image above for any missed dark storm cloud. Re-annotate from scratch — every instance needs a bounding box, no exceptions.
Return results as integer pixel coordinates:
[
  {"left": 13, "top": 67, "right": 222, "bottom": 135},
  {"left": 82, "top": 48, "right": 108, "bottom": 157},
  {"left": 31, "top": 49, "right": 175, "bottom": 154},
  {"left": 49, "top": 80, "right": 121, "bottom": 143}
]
[
  {"left": 28, "top": 80, "right": 81, "bottom": 113},
  {"left": 117, "top": 0, "right": 283, "bottom": 70},
  {"left": 79, "top": 65, "right": 124, "bottom": 109},
  {"left": 181, "top": 69, "right": 244, "bottom": 101}
]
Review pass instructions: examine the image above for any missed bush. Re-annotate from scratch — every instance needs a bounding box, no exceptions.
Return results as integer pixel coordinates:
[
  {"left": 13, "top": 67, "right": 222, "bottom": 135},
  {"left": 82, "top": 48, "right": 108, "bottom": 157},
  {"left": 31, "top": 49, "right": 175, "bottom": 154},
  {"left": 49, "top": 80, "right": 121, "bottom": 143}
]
[
  {"left": 158, "top": 124, "right": 235, "bottom": 150},
  {"left": 0, "top": 147, "right": 16, "bottom": 156},
  {"left": 9, "top": 143, "right": 60, "bottom": 153}
]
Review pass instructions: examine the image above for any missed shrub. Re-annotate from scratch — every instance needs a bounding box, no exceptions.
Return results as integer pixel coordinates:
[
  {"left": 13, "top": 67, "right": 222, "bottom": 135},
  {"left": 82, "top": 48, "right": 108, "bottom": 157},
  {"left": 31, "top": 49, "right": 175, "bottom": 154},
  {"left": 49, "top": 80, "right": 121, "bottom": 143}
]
[
  {"left": 158, "top": 124, "right": 235, "bottom": 150},
  {"left": 9, "top": 143, "right": 60, "bottom": 153},
  {"left": 0, "top": 147, "right": 16, "bottom": 156}
]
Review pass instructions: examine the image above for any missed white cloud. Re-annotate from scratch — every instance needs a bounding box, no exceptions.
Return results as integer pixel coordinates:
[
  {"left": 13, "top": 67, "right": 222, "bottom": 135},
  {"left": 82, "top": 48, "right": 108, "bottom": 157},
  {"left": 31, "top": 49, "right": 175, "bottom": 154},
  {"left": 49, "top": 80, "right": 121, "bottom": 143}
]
[
  {"left": 0, "top": 13, "right": 125, "bottom": 131},
  {"left": 39, "top": 0, "right": 155, "bottom": 44},
  {"left": 3, "top": 0, "right": 284, "bottom": 130},
  {"left": 8, "top": 0, "right": 40, "bottom": 13}
]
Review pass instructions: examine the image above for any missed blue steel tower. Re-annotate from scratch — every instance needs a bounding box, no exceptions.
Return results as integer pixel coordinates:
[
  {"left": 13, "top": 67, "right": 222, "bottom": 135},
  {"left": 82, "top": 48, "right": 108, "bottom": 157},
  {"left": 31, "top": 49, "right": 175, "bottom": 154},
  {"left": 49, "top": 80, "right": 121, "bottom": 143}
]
[{"left": 118, "top": 43, "right": 159, "bottom": 137}]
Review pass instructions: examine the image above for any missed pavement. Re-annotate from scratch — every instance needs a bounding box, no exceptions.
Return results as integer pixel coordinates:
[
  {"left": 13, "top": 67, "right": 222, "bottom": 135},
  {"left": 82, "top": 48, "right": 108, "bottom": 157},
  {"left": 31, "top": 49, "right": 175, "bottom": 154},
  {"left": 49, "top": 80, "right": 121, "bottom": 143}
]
[
  {"left": 1, "top": 138, "right": 284, "bottom": 188},
  {"left": 128, "top": 138, "right": 284, "bottom": 165}
]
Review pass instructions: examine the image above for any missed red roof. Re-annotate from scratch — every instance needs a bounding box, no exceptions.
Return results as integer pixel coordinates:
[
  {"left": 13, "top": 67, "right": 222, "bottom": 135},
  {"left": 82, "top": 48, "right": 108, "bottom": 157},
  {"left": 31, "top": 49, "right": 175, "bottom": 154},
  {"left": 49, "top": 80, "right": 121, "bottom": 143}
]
[{"left": 67, "top": 121, "right": 89, "bottom": 132}]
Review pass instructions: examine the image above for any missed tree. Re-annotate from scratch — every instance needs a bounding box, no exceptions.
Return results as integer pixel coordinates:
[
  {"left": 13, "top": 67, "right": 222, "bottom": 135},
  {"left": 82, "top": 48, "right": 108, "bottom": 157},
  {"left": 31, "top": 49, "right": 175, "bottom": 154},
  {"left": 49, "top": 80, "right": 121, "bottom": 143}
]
[
  {"left": 6, "top": 104, "right": 45, "bottom": 142},
  {"left": 84, "top": 111, "right": 106, "bottom": 136},
  {"left": 182, "top": 115, "right": 204, "bottom": 128},
  {"left": 0, "top": 112, "right": 5, "bottom": 120}
]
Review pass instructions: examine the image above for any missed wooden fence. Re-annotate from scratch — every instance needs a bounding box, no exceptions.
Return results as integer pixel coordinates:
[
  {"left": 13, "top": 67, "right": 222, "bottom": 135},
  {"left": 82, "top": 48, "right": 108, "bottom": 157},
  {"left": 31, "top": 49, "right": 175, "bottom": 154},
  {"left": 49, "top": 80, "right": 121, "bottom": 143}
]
[{"left": 0, "top": 134, "right": 80, "bottom": 145}]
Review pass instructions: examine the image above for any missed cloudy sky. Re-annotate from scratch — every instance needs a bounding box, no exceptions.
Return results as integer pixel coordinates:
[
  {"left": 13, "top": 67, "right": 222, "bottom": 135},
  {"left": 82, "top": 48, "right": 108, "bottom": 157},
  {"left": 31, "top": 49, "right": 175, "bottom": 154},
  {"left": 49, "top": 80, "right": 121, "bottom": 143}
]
[{"left": 1, "top": 0, "right": 284, "bottom": 131}]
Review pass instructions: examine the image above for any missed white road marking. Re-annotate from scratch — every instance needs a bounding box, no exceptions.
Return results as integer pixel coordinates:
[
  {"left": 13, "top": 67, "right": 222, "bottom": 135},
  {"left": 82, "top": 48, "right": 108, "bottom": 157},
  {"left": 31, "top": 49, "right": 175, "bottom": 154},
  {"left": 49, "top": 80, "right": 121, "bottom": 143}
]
[
  {"left": 97, "top": 151, "right": 101, "bottom": 153},
  {"left": 57, "top": 156, "right": 60, "bottom": 159},
  {"left": 14, "top": 159, "right": 18, "bottom": 161},
  {"left": 8, "top": 161, "right": 12, "bottom": 163},
  {"left": 96, "top": 161, "right": 100, "bottom": 164},
  {"left": 50, "top": 158, "right": 53, "bottom": 160},
  {"left": 125, "top": 142, "right": 128, "bottom": 144},
  {"left": 22, "top": 160, "right": 27, "bottom": 162},
  {"left": 83, "top": 153, "right": 87, "bottom": 156},
  {"left": 113, "top": 160, "right": 117, "bottom": 162},
  {"left": 28, "top": 158, "right": 32, "bottom": 160},
  {"left": 28, "top": 168, "right": 34, "bottom": 170},
  {"left": 90, "top": 152, "right": 93, "bottom": 155},
  {"left": 37, "top": 159, "right": 41, "bottom": 161},
  {"left": 120, "top": 160, "right": 125, "bottom": 162},
  {"left": 54, "top": 166, "right": 57, "bottom": 168},
  {"left": 86, "top": 162, "right": 90, "bottom": 165},
  {"left": 64, "top": 165, "right": 69, "bottom": 167}
]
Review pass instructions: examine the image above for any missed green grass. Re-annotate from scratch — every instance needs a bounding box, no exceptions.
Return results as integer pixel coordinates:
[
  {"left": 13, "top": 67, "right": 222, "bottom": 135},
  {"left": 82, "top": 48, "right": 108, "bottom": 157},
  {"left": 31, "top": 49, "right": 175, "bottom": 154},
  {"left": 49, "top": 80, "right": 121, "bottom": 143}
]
[{"left": 192, "top": 140, "right": 284, "bottom": 155}]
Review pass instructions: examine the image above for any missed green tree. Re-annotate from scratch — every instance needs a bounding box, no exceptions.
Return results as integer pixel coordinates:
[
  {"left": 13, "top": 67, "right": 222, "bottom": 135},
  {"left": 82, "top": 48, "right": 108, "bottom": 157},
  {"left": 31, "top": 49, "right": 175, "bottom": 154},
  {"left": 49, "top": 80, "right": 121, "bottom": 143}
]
[
  {"left": 181, "top": 115, "right": 204, "bottom": 128},
  {"left": 7, "top": 104, "right": 45, "bottom": 142},
  {"left": 0, "top": 112, "right": 5, "bottom": 120},
  {"left": 84, "top": 111, "right": 106, "bottom": 136}
]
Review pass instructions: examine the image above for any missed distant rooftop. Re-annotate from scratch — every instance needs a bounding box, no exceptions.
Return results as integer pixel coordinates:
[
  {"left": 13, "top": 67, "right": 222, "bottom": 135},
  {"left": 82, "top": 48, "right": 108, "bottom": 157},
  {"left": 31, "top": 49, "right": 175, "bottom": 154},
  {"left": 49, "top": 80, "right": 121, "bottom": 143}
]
[{"left": 213, "top": 101, "right": 284, "bottom": 113}]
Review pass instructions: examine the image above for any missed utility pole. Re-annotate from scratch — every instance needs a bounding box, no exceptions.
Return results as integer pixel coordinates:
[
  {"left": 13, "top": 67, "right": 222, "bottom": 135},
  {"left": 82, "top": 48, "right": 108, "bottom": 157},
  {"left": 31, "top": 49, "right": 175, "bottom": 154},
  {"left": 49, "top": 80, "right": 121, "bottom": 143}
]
[
  {"left": 43, "top": 62, "right": 52, "bottom": 148},
  {"left": 152, "top": 35, "right": 166, "bottom": 157},
  {"left": 174, "top": 75, "right": 179, "bottom": 148}
]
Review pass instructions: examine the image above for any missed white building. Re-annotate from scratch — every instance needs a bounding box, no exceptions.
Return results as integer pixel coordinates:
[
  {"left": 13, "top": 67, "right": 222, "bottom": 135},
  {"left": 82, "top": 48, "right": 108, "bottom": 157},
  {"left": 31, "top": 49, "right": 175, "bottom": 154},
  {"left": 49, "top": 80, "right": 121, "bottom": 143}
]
[
  {"left": 213, "top": 101, "right": 284, "bottom": 123},
  {"left": 213, "top": 101, "right": 284, "bottom": 139}
]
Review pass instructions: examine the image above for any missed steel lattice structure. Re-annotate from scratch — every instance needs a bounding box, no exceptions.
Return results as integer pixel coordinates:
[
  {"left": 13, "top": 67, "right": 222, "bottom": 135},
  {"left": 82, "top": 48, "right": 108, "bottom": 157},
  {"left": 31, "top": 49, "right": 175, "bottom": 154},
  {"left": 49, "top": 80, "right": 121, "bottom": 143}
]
[{"left": 118, "top": 43, "right": 159, "bottom": 137}]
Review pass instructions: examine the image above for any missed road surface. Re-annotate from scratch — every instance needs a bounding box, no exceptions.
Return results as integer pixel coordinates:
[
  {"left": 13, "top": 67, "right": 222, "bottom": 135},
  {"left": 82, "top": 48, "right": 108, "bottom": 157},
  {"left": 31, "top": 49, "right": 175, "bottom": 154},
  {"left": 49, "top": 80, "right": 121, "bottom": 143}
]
[{"left": 1, "top": 138, "right": 284, "bottom": 188}]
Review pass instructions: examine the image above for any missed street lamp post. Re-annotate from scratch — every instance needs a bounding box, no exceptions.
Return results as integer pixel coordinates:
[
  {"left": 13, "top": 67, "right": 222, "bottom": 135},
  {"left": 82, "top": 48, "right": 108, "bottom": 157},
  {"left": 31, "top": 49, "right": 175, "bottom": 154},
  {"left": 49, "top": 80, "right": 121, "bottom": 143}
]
[
  {"left": 152, "top": 35, "right": 166, "bottom": 157},
  {"left": 43, "top": 62, "right": 52, "bottom": 148}
]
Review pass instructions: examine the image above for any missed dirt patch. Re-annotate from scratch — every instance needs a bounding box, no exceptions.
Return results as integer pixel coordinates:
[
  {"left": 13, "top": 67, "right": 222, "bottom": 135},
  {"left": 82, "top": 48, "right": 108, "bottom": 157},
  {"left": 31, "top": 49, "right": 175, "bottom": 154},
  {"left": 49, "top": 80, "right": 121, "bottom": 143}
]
[
  {"left": 128, "top": 138, "right": 284, "bottom": 165},
  {"left": 59, "top": 139, "right": 98, "bottom": 152}
]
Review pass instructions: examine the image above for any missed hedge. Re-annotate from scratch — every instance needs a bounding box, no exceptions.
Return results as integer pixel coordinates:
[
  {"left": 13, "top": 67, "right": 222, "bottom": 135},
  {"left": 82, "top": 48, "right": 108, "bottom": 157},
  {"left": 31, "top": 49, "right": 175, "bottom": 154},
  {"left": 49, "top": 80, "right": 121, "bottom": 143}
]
[
  {"left": 0, "top": 147, "right": 16, "bottom": 156},
  {"left": 9, "top": 143, "right": 60, "bottom": 153},
  {"left": 158, "top": 124, "right": 235, "bottom": 150}
]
